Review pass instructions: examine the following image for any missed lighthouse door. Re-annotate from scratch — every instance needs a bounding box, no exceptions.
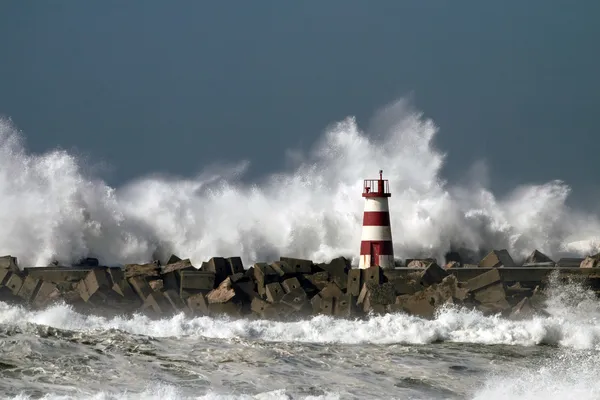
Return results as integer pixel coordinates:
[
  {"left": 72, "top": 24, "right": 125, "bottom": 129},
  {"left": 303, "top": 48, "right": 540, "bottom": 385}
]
[{"left": 371, "top": 242, "right": 381, "bottom": 267}]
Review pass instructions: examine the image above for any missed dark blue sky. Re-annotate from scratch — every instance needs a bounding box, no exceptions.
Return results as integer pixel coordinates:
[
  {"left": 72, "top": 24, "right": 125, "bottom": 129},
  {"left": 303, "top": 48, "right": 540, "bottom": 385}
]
[{"left": 1, "top": 1, "right": 598, "bottom": 206}]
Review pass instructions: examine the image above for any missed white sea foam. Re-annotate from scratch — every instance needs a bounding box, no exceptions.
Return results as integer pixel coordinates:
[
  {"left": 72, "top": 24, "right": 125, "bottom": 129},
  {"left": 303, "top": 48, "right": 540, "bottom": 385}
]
[
  {"left": 1, "top": 277, "right": 599, "bottom": 350},
  {"left": 1, "top": 98, "right": 600, "bottom": 268},
  {"left": 10, "top": 386, "right": 341, "bottom": 400}
]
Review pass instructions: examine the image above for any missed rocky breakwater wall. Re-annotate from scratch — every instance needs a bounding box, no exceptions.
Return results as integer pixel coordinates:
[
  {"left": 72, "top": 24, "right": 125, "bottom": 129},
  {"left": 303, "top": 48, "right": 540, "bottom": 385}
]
[{"left": 3, "top": 248, "right": 599, "bottom": 321}]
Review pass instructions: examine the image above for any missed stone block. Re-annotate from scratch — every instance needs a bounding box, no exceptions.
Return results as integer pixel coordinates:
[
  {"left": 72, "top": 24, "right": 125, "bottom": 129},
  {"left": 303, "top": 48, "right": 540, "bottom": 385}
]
[
  {"left": 253, "top": 263, "right": 279, "bottom": 297},
  {"left": 580, "top": 254, "right": 600, "bottom": 268},
  {"left": 5, "top": 274, "right": 23, "bottom": 296},
  {"left": 318, "top": 257, "right": 350, "bottom": 290},
  {"left": 106, "top": 268, "right": 136, "bottom": 298},
  {"left": 32, "top": 281, "right": 60, "bottom": 308},
  {"left": 0, "top": 255, "right": 19, "bottom": 272},
  {"left": 128, "top": 276, "right": 153, "bottom": 301},
  {"left": 319, "top": 282, "right": 343, "bottom": 300},
  {"left": 124, "top": 262, "right": 161, "bottom": 279},
  {"left": 347, "top": 268, "right": 362, "bottom": 296},
  {"left": 265, "top": 282, "right": 284, "bottom": 303},
  {"left": 362, "top": 265, "right": 382, "bottom": 286},
  {"left": 226, "top": 257, "right": 245, "bottom": 275},
  {"left": 187, "top": 292, "right": 209, "bottom": 315},
  {"left": 206, "top": 277, "right": 236, "bottom": 304},
  {"left": 280, "top": 287, "right": 308, "bottom": 311},
  {"left": 17, "top": 276, "right": 41, "bottom": 302},
  {"left": 281, "top": 277, "right": 301, "bottom": 293},
  {"left": 279, "top": 257, "right": 313, "bottom": 274},
  {"left": 203, "top": 257, "right": 230, "bottom": 285},
  {"left": 478, "top": 249, "right": 516, "bottom": 268},
  {"left": 25, "top": 267, "right": 94, "bottom": 283},
  {"left": 163, "top": 289, "right": 188, "bottom": 312},
  {"left": 0, "top": 269, "right": 10, "bottom": 286},
  {"left": 474, "top": 282, "right": 507, "bottom": 304},
  {"left": 143, "top": 292, "right": 170, "bottom": 315},
  {"left": 333, "top": 293, "right": 354, "bottom": 317},
  {"left": 525, "top": 250, "right": 554, "bottom": 264},
  {"left": 303, "top": 271, "right": 329, "bottom": 291},
  {"left": 161, "top": 258, "right": 193, "bottom": 274},
  {"left": 270, "top": 261, "right": 295, "bottom": 277},
  {"left": 556, "top": 258, "right": 584, "bottom": 267},
  {"left": 406, "top": 258, "right": 436, "bottom": 269},
  {"left": 388, "top": 277, "right": 421, "bottom": 295},
  {"left": 166, "top": 254, "right": 182, "bottom": 264},
  {"left": 419, "top": 262, "right": 448, "bottom": 287},
  {"left": 467, "top": 268, "right": 502, "bottom": 292},
  {"left": 395, "top": 292, "right": 435, "bottom": 319},
  {"left": 179, "top": 271, "right": 216, "bottom": 295}
]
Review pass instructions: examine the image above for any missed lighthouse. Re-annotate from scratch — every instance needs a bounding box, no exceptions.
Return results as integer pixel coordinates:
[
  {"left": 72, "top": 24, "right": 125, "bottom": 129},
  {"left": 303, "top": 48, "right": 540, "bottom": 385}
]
[{"left": 359, "top": 170, "right": 394, "bottom": 269}]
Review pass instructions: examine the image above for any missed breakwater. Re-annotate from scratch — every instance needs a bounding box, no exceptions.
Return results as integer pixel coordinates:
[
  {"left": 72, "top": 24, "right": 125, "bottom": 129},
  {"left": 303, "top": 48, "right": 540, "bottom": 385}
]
[{"left": 1, "top": 249, "right": 599, "bottom": 320}]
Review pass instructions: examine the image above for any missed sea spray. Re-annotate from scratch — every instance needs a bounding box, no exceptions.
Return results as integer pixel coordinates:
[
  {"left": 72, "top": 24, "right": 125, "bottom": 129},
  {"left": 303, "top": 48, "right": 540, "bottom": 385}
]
[{"left": 1, "top": 99, "right": 600, "bottom": 268}]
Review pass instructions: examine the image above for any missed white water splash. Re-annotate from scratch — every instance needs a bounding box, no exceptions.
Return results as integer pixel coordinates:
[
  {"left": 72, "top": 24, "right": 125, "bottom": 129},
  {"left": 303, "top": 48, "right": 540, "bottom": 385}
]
[{"left": 1, "top": 99, "right": 600, "bottom": 267}]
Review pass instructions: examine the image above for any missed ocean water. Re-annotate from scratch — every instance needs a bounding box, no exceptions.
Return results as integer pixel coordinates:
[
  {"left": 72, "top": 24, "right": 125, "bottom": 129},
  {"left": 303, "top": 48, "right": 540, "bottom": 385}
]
[{"left": 1, "top": 276, "right": 599, "bottom": 399}]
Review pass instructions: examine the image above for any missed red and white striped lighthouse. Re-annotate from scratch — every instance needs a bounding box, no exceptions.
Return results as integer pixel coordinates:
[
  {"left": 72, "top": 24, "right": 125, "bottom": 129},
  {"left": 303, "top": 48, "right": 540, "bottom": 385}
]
[{"left": 359, "top": 170, "right": 394, "bottom": 269}]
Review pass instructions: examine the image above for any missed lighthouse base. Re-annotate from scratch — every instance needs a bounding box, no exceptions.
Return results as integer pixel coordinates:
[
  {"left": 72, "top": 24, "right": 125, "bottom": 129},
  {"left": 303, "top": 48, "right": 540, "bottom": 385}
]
[{"left": 359, "top": 254, "right": 395, "bottom": 269}]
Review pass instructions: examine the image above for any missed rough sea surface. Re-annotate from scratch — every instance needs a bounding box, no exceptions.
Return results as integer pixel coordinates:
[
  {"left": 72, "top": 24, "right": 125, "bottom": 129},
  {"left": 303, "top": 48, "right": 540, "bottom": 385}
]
[{"left": 1, "top": 277, "right": 599, "bottom": 400}]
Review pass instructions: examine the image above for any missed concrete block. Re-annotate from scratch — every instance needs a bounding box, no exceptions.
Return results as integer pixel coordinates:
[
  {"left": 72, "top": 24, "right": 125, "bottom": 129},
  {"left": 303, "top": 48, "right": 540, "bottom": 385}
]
[
  {"left": 333, "top": 293, "right": 354, "bottom": 317},
  {"left": 0, "top": 269, "right": 10, "bottom": 286},
  {"left": 395, "top": 293, "right": 435, "bottom": 319},
  {"left": 161, "top": 258, "right": 193, "bottom": 274},
  {"left": 304, "top": 271, "right": 329, "bottom": 291},
  {"left": 203, "top": 257, "right": 230, "bottom": 285},
  {"left": 25, "top": 267, "right": 93, "bottom": 283},
  {"left": 388, "top": 277, "right": 421, "bottom": 295},
  {"left": 525, "top": 250, "right": 554, "bottom": 264},
  {"left": 5, "top": 274, "right": 23, "bottom": 296},
  {"left": 280, "top": 287, "right": 308, "bottom": 311},
  {"left": 347, "top": 268, "right": 362, "bottom": 296},
  {"left": 270, "top": 261, "right": 295, "bottom": 277},
  {"left": 143, "top": 292, "right": 170, "bottom": 315},
  {"left": 580, "top": 254, "right": 600, "bottom": 268},
  {"left": 319, "top": 282, "right": 343, "bottom": 300},
  {"left": 419, "top": 262, "right": 449, "bottom": 287},
  {"left": 128, "top": 276, "right": 153, "bottom": 301},
  {"left": 179, "top": 271, "right": 216, "bottom": 295},
  {"left": 106, "top": 268, "right": 136, "bottom": 298},
  {"left": 320, "top": 296, "right": 333, "bottom": 315},
  {"left": 467, "top": 268, "right": 502, "bottom": 292},
  {"left": 406, "top": 258, "right": 436, "bottom": 268},
  {"left": 166, "top": 254, "right": 182, "bottom": 264},
  {"left": 17, "top": 276, "right": 41, "bottom": 302},
  {"left": 226, "top": 257, "right": 245, "bottom": 274},
  {"left": 206, "top": 277, "right": 236, "bottom": 304},
  {"left": 478, "top": 249, "right": 516, "bottom": 268},
  {"left": 0, "top": 255, "right": 19, "bottom": 272},
  {"left": 281, "top": 277, "right": 301, "bottom": 293},
  {"left": 279, "top": 257, "right": 313, "bottom": 274},
  {"left": 187, "top": 292, "right": 209, "bottom": 315},
  {"left": 557, "top": 258, "right": 584, "bottom": 267},
  {"left": 163, "top": 289, "right": 188, "bottom": 312},
  {"left": 253, "top": 263, "right": 279, "bottom": 297},
  {"left": 124, "top": 262, "right": 161, "bottom": 279},
  {"left": 362, "top": 265, "right": 382, "bottom": 286},
  {"left": 265, "top": 282, "right": 284, "bottom": 303},
  {"left": 474, "top": 282, "right": 507, "bottom": 304},
  {"left": 319, "top": 257, "right": 350, "bottom": 290},
  {"left": 32, "top": 281, "right": 60, "bottom": 308},
  {"left": 149, "top": 279, "right": 164, "bottom": 291}
]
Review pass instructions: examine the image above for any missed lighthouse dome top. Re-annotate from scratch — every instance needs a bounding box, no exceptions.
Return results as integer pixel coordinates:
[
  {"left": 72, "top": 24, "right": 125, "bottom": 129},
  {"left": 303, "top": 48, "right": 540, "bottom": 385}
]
[{"left": 362, "top": 170, "right": 391, "bottom": 198}]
